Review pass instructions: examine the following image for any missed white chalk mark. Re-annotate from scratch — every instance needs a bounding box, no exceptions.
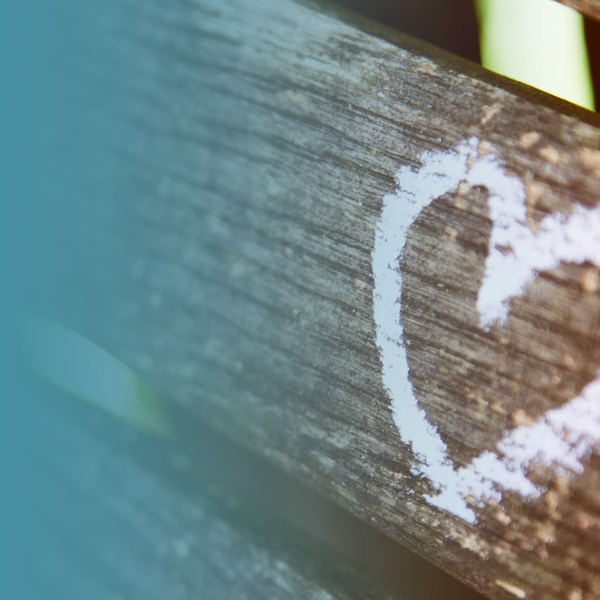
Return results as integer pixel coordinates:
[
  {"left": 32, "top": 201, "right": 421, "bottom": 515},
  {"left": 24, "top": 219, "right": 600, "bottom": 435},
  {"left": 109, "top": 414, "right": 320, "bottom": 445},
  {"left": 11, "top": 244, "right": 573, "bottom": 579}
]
[
  {"left": 373, "top": 138, "right": 600, "bottom": 523},
  {"left": 478, "top": 178, "right": 600, "bottom": 328}
]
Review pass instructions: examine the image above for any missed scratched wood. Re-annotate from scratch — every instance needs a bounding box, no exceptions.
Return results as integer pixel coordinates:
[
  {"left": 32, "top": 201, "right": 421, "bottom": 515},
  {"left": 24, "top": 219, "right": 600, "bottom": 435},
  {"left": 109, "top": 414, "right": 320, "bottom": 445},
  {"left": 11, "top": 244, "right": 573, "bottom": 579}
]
[
  {"left": 53, "top": 0, "right": 600, "bottom": 599},
  {"left": 26, "top": 391, "right": 405, "bottom": 600}
]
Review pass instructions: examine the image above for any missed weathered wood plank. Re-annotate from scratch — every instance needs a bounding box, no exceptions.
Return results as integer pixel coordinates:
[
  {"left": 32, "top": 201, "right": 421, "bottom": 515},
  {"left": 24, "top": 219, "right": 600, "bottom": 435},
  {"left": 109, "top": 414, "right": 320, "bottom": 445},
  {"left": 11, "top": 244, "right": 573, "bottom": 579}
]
[
  {"left": 18, "top": 318, "right": 485, "bottom": 599},
  {"left": 52, "top": 1, "right": 600, "bottom": 599},
  {"left": 556, "top": 0, "right": 600, "bottom": 20}
]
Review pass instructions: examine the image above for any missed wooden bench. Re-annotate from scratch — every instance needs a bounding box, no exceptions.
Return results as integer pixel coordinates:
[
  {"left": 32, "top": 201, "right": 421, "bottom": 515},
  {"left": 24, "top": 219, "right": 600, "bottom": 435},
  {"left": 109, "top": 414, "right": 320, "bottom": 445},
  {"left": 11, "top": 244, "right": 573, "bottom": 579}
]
[{"left": 26, "top": 1, "right": 600, "bottom": 599}]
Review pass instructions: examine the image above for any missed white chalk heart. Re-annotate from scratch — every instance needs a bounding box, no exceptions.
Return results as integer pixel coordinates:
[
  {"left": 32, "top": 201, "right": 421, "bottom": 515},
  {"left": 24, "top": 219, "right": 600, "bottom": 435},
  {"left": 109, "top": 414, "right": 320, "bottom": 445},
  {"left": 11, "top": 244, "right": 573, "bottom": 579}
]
[{"left": 373, "top": 137, "right": 600, "bottom": 523}]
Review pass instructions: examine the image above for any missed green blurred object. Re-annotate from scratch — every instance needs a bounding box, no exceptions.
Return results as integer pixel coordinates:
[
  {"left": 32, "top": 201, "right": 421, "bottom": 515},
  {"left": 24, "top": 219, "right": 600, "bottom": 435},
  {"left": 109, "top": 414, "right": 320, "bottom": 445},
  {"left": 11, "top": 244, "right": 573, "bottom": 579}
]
[
  {"left": 20, "top": 313, "right": 173, "bottom": 437},
  {"left": 476, "top": 0, "right": 595, "bottom": 110}
]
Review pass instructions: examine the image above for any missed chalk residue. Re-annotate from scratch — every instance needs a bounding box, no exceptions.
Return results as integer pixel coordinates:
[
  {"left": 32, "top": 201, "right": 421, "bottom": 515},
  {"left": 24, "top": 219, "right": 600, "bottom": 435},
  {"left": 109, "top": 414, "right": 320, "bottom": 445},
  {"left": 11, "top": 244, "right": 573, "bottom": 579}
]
[
  {"left": 479, "top": 184, "right": 600, "bottom": 327},
  {"left": 373, "top": 137, "right": 600, "bottom": 523}
]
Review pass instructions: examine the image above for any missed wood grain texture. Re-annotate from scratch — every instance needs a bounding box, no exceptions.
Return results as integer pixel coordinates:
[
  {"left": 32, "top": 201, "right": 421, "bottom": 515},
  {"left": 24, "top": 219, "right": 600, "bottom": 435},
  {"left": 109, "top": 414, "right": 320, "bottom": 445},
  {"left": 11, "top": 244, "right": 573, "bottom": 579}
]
[
  {"left": 555, "top": 0, "right": 600, "bottom": 20},
  {"left": 57, "top": 1, "right": 600, "bottom": 598}
]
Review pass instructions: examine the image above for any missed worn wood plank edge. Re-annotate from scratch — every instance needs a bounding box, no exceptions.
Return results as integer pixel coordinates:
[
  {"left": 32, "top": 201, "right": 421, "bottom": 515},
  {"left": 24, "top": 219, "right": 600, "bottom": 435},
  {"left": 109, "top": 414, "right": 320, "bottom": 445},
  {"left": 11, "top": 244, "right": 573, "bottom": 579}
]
[{"left": 305, "top": 0, "right": 600, "bottom": 123}]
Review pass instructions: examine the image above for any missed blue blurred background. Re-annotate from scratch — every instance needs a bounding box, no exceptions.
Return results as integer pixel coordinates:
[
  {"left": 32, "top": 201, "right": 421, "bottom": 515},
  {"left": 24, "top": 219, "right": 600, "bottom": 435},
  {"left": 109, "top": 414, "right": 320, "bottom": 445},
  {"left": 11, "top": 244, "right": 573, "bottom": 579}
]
[{"left": 1, "top": 1, "right": 129, "bottom": 596}]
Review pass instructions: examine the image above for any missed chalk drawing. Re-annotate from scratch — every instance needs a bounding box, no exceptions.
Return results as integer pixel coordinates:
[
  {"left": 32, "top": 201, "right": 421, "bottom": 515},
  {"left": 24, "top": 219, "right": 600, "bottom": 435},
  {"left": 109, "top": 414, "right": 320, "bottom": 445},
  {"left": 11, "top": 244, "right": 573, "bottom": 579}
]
[{"left": 373, "top": 137, "right": 600, "bottom": 523}]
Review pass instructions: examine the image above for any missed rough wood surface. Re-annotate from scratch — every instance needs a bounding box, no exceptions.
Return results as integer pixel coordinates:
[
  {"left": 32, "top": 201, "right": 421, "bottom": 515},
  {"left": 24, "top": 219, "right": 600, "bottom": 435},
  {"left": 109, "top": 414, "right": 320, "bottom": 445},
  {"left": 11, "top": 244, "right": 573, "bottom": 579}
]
[
  {"left": 25, "top": 390, "right": 405, "bottom": 600},
  {"left": 56, "top": 1, "right": 600, "bottom": 599},
  {"left": 555, "top": 0, "right": 600, "bottom": 20}
]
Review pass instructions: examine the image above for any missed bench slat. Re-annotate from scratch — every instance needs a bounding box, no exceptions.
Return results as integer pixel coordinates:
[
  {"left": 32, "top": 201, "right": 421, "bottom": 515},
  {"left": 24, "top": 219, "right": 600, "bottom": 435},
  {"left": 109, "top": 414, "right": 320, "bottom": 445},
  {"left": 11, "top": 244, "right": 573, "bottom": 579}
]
[{"left": 52, "top": 1, "right": 600, "bottom": 598}]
